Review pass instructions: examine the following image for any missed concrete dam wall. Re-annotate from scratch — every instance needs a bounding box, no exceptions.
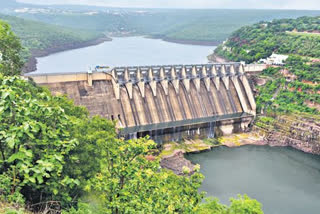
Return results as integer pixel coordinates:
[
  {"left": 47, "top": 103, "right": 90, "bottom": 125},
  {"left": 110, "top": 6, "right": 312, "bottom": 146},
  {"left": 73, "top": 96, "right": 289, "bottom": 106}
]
[{"left": 27, "top": 63, "right": 256, "bottom": 142}]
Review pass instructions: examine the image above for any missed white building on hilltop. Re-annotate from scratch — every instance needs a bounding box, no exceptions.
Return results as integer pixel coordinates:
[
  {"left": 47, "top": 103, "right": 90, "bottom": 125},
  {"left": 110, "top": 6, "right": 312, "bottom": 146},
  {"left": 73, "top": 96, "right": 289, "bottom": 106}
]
[{"left": 259, "top": 53, "right": 289, "bottom": 66}]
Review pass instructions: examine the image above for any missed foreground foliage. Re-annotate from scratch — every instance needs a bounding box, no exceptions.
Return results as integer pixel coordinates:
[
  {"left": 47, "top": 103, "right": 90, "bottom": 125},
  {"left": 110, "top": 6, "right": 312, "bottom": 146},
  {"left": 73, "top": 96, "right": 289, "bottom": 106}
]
[
  {"left": 0, "top": 20, "right": 23, "bottom": 76},
  {"left": 0, "top": 74, "right": 87, "bottom": 205},
  {"left": 197, "top": 195, "right": 263, "bottom": 214}
]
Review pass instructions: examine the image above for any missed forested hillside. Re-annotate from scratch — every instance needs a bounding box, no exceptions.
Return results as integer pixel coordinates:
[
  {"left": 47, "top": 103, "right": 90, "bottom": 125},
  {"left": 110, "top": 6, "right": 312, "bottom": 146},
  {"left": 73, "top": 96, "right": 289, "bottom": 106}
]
[
  {"left": 0, "top": 14, "right": 105, "bottom": 68},
  {"left": 215, "top": 16, "right": 320, "bottom": 63}
]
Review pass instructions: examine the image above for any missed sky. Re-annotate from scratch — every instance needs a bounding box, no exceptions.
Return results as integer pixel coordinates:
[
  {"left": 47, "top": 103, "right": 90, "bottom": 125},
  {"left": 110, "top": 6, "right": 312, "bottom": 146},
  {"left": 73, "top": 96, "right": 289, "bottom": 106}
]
[{"left": 17, "top": 0, "right": 320, "bottom": 10}]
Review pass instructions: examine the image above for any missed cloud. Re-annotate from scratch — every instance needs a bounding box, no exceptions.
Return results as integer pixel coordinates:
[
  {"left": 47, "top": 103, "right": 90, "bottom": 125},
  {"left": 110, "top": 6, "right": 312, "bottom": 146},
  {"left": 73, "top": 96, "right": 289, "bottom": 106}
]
[{"left": 17, "top": 0, "right": 320, "bottom": 10}]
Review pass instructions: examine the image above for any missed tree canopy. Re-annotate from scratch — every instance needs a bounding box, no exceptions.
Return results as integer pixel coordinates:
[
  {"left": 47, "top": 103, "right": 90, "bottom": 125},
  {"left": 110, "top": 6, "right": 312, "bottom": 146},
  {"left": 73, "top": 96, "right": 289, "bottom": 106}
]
[
  {"left": 0, "top": 20, "right": 23, "bottom": 75},
  {"left": 215, "top": 16, "right": 320, "bottom": 63}
]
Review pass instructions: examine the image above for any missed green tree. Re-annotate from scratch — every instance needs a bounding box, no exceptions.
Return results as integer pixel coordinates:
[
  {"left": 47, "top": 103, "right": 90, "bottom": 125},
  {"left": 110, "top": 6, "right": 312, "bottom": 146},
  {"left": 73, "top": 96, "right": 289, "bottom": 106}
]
[
  {"left": 228, "top": 195, "right": 263, "bottom": 214},
  {"left": 197, "top": 195, "right": 264, "bottom": 214},
  {"left": 63, "top": 116, "right": 117, "bottom": 192},
  {"left": 84, "top": 137, "right": 205, "bottom": 213},
  {"left": 0, "top": 75, "right": 83, "bottom": 205},
  {"left": 0, "top": 20, "right": 23, "bottom": 76}
]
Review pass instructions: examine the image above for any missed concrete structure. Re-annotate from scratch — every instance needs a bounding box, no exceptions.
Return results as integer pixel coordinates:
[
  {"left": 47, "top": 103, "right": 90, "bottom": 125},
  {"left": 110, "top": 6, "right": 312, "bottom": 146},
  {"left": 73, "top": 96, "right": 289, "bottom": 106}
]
[{"left": 26, "top": 63, "right": 257, "bottom": 142}]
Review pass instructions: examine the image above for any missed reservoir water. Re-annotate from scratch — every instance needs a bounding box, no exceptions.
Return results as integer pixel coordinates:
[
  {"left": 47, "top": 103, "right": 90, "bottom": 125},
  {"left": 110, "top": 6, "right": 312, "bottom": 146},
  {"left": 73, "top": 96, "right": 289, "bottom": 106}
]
[
  {"left": 187, "top": 146, "right": 320, "bottom": 214},
  {"left": 33, "top": 36, "right": 320, "bottom": 214},
  {"left": 33, "top": 36, "right": 213, "bottom": 74}
]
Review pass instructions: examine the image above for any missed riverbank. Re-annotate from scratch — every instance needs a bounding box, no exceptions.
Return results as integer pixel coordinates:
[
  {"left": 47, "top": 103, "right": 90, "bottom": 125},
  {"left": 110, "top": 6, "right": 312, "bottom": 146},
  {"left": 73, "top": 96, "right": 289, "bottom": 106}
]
[
  {"left": 23, "top": 36, "right": 112, "bottom": 73},
  {"left": 148, "top": 35, "right": 221, "bottom": 46},
  {"left": 207, "top": 53, "right": 229, "bottom": 63}
]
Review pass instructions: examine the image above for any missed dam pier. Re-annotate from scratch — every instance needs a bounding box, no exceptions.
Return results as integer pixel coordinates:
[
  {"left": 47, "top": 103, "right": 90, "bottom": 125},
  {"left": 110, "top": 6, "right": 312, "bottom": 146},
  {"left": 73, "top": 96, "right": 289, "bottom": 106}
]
[{"left": 26, "top": 63, "right": 259, "bottom": 142}]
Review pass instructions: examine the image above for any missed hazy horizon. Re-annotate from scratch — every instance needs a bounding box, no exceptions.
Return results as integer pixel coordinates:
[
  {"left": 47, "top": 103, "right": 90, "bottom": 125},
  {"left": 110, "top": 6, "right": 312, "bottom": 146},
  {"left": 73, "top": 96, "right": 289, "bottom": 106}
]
[{"left": 16, "top": 0, "right": 320, "bottom": 10}]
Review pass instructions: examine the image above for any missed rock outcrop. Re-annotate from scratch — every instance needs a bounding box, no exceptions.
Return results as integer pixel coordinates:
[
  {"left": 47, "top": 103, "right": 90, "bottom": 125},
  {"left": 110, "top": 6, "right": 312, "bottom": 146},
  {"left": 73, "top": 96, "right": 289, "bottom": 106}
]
[
  {"left": 255, "top": 114, "right": 320, "bottom": 155},
  {"left": 159, "top": 140, "right": 213, "bottom": 175},
  {"left": 160, "top": 151, "right": 195, "bottom": 175}
]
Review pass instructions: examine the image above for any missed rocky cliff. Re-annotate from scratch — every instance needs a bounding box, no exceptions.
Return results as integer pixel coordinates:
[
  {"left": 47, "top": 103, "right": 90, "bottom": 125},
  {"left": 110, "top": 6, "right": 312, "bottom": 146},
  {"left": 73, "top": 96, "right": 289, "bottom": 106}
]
[{"left": 255, "top": 114, "right": 320, "bottom": 155}]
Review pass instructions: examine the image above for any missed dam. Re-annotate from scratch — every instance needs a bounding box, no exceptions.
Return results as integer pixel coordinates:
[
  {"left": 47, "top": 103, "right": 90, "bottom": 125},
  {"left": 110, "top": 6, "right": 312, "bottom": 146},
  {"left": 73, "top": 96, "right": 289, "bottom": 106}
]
[{"left": 26, "top": 63, "right": 259, "bottom": 142}]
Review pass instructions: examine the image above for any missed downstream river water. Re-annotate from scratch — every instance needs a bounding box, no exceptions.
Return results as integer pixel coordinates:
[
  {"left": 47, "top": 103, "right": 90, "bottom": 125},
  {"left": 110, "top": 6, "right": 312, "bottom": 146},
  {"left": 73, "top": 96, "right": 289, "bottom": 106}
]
[
  {"left": 33, "top": 36, "right": 320, "bottom": 214},
  {"left": 187, "top": 146, "right": 320, "bottom": 214}
]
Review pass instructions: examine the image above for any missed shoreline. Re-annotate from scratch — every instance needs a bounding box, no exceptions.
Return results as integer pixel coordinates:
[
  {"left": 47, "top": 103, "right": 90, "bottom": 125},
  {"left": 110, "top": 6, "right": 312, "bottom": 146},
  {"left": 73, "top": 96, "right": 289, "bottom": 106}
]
[
  {"left": 207, "top": 53, "right": 229, "bottom": 63},
  {"left": 148, "top": 35, "right": 221, "bottom": 46},
  {"left": 23, "top": 36, "right": 112, "bottom": 73},
  {"left": 162, "top": 38, "right": 221, "bottom": 46}
]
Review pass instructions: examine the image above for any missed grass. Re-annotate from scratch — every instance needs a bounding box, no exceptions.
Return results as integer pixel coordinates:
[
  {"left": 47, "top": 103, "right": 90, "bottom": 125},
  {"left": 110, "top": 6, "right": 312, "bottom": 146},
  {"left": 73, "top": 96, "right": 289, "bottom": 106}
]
[{"left": 217, "top": 133, "right": 263, "bottom": 147}]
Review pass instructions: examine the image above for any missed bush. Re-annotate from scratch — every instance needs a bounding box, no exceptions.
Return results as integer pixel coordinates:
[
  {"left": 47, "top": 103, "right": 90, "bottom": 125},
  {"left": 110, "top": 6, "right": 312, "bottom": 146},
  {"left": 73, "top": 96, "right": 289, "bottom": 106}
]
[{"left": 0, "top": 75, "right": 87, "bottom": 206}]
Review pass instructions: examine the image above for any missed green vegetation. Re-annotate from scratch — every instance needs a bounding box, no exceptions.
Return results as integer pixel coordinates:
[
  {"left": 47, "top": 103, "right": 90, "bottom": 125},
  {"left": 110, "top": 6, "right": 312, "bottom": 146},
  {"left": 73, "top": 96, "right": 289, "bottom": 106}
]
[
  {"left": 215, "top": 16, "right": 320, "bottom": 63},
  {"left": 286, "top": 55, "right": 320, "bottom": 82},
  {"left": 0, "top": 21, "right": 263, "bottom": 213},
  {"left": 197, "top": 195, "right": 263, "bottom": 214},
  {"left": 256, "top": 56, "right": 320, "bottom": 114},
  {"left": 0, "top": 14, "right": 104, "bottom": 61},
  {"left": 0, "top": 20, "right": 23, "bottom": 75}
]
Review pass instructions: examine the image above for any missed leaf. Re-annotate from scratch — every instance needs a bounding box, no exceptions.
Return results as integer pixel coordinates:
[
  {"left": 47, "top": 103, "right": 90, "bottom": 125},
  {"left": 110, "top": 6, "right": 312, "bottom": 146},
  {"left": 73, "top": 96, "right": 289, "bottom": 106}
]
[
  {"left": 23, "top": 123, "right": 30, "bottom": 131},
  {"left": 7, "top": 152, "right": 25, "bottom": 163},
  {"left": 25, "top": 149, "right": 33, "bottom": 158},
  {"left": 37, "top": 175, "right": 44, "bottom": 184},
  {"left": 29, "top": 176, "right": 36, "bottom": 183},
  {"left": 1, "top": 91, "right": 10, "bottom": 99},
  {"left": 6, "top": 137, "right": 15, "bottom": 149},
  {"left": 74, "top": 179, "right": 80, "bottom": 186},
  {"left": 53, "top": 189, "right": 58, "bottom": 195}
]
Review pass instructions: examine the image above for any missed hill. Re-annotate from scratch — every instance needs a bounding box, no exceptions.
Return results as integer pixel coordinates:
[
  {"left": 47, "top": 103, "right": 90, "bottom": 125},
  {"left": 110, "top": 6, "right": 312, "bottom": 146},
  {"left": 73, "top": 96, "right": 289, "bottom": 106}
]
[
  {"left": 0, "top": 14, "right": 106, "bottom": 72},
  {"left": 214, "top": 16, "right": 320, "bottom": 63}
]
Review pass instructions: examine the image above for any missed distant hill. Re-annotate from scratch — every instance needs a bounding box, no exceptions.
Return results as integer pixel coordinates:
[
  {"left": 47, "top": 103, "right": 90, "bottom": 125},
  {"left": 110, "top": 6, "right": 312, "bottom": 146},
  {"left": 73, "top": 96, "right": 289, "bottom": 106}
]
[
  {"left": 9, "top": 8, "right": 320, "bottom": 43},
  {"left": 0, "top": 14, "right": 106, "bottom": 71},
  {"left": 2, "top": 1, "right": 320, "bottom": 43}
]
